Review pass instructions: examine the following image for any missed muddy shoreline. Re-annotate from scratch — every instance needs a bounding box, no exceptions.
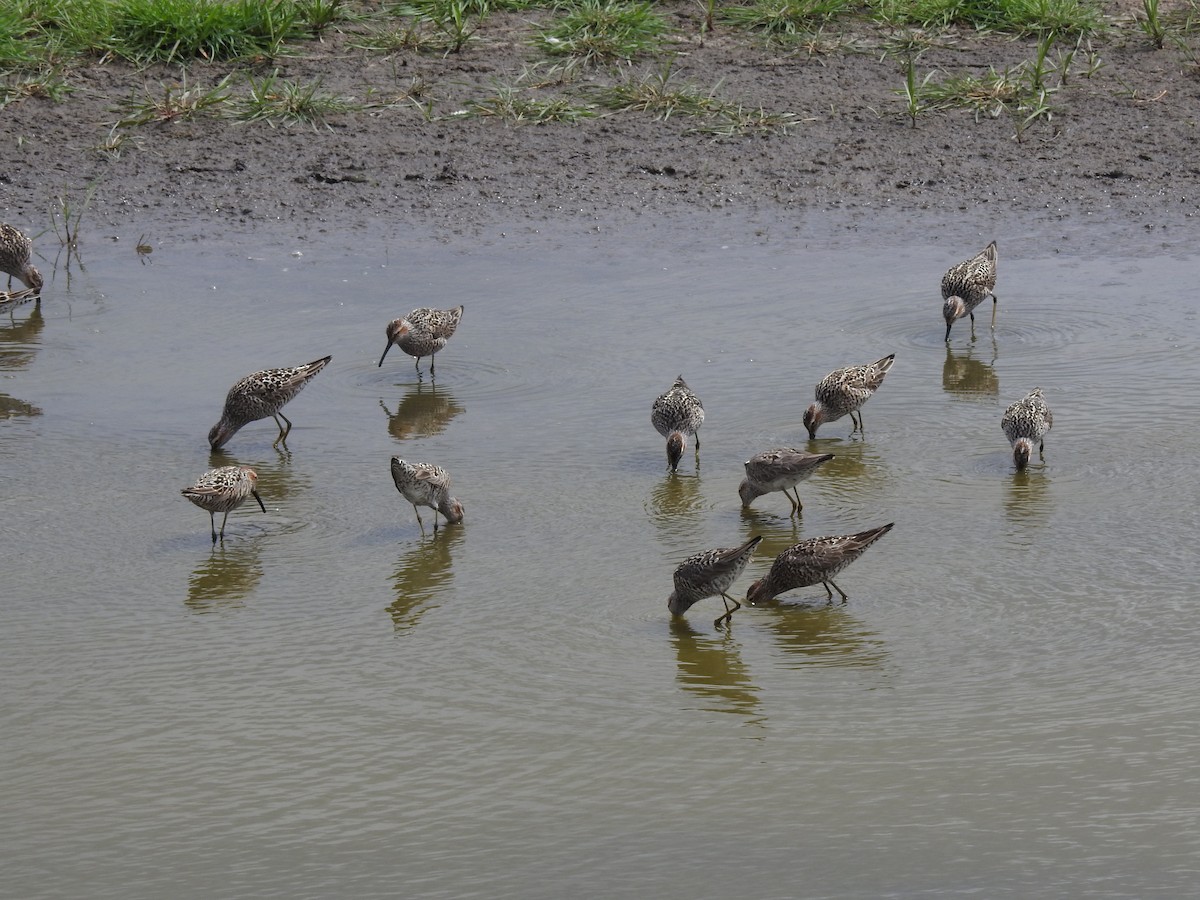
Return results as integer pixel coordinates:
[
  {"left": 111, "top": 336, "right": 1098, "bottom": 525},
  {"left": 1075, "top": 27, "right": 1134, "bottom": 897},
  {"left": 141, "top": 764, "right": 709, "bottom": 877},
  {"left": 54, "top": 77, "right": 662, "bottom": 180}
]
[{"left": 3, "top": 4, "right": 1200, "bottom": 247}]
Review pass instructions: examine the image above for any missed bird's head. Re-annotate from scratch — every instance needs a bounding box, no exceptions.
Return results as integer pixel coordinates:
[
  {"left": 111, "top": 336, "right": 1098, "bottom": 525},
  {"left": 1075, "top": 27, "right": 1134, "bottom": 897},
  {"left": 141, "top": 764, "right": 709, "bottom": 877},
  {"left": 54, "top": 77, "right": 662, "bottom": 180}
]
[
  {"left": 1012, "top": 438, "right": 1033, "bottom": 471},
  {"left": 666, "top": 432, "right": 685, "bottom": 471},
  {"left": 802, "top": 404, "right": 822, "bottom": 440}
]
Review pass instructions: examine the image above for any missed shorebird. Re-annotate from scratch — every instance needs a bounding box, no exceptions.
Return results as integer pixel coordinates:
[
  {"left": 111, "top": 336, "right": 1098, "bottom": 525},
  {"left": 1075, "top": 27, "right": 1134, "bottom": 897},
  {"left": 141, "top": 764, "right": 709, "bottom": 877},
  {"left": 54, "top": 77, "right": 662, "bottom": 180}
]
[
  {"left": 390, "top": 457, "right": 464, "bottom": 532},
  {"left": 746, "top": 523, "right": 893, "bottom": 605},
  {"left": 378, "top": 306, "right": 464, "bottom": 377},
  {"left": 668, "top": 535, "right": 763, "bottom": 628},
  {"left": 1001, "top": 387, "right": 1053, "bottom": 470},
  {"left": 942, "top": 240, "right": 998, "bottom": 341},
  {"left": 0, "top": 224, "right": 43, "bottom": 293},
  {"left": 651, "top": 375, "right": 705, "bottom": 471},
  {"left": 208, "top": 355, "right": 331, "bottom": 451},
  {"left": 739, "top": 449, "right": 834, "bottom": 515},
  {"left": 803, "top": 355, "right": 895, "bottom": 439},
  {"left": 181, "top": 465, "right": 266, "bottom": 543}
]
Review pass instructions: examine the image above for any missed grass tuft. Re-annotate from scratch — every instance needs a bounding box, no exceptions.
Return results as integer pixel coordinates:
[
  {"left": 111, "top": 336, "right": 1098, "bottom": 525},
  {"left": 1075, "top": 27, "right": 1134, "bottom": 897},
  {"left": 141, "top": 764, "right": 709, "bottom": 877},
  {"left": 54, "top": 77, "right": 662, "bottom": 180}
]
[{"left": 535, "top": 0, "right": 669, "bottom": 65}]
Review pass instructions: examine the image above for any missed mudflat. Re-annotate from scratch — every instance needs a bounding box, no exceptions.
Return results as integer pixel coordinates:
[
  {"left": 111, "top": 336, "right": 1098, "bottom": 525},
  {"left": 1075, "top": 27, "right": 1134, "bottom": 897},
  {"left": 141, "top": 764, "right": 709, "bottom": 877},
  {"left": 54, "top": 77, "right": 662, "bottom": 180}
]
[{"left": 3, "top": 2, "right": 1199, "bottom": 241}]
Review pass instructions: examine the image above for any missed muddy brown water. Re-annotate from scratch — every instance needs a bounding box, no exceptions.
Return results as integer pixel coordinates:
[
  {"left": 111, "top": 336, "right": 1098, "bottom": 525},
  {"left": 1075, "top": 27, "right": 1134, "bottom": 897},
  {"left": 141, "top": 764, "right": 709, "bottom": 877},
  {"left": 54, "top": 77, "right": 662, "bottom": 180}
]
[{"left": 3, "top": 212, "right": 1198, "bottom": 897}]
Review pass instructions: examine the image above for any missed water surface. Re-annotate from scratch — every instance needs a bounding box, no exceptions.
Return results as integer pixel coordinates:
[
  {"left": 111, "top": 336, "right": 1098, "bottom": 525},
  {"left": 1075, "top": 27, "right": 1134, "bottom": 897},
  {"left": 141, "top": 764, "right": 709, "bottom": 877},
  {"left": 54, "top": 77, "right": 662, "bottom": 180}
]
[{"left": 3, "top": 213, "right": 1198, "bottom": 898}]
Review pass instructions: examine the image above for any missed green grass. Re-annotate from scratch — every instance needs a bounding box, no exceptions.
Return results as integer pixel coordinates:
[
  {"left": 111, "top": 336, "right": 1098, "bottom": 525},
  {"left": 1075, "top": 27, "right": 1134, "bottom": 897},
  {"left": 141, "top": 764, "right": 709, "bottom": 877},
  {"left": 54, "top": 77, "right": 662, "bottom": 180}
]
[
  {"left": 869, "top": 0, "right": 1102, "bottom": 34},
  {"left": 719, "top": 0, "right": 856, "bottom": 35},
  {"left": 460, "top": 84, "right": 597, "bottom": 123},
  {"left": 232, "top": 71, "right": 367, "bottom": 128},
  {"left": 594, "top": 62, "right": 800, "bottom": 135},
  {"left": 113, "top": 73, "right": 234, "bottom": 127},
  {"left": 534, "top": 0, "right": 668, "bottom": 65}
]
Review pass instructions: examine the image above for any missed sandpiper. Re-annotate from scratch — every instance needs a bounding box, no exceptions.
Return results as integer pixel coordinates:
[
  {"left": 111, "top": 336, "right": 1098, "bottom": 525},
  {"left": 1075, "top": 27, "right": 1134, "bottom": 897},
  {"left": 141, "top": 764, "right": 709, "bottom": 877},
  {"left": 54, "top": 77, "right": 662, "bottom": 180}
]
[
  {"left": 746, "top": 523, "right": 893, "bottom": 604},
  {"left": 651, "top": 375, "right": 705, "bottom": 472},
  {"left": 668, "top": 535, "right": 763, "bottom": 627},
  {"left": 390, "top": 457, "right": 465, "bottom": 532},
  {"left": 378, "top": 306, "right": 464, "bottom": 377},
  {"left": 739, "top": 449, "right": 834, "bottom": 515},
  {"left": 803, "top": 355, "right": 895, "bottom": 439},
  {"left": 1001, "top": 387, "right": 1052, "bottom": 470},
  {"left": 0, "top": 224, "right": 43, "bottom": 294},
  {"left": 181, "top": 465, "right": 266, "bottom": 543},
  {"left": 208, "top": 355, "right": 331, "bottom": 451},
  {"left": 942, "top": 241, "right": 998, "bottom": 341}
]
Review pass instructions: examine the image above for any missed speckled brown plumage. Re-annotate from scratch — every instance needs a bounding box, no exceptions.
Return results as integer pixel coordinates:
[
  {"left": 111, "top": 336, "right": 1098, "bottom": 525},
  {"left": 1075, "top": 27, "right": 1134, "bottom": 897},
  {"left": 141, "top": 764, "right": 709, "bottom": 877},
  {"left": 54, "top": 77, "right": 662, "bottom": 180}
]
[
  {"left": 746, "top": 523, "right": 893, "bottom": 605},
  {"left": 0, "top": 224, "right": 43, "bottom": 294},
  {"left": 803, "top": 355, "right": 895, "bottom": 439},
  {"left": 181, "top": 465, "right": 266, "bottom": 543},
  {"left": 378, "top": 306, "right": 464, "bottom": 377},
  {"left": 739, "top": 449, "right": 834, "bottom": 515},
  {"left": 942, "top": 241, "right": 998, "bottom": 341},
  {"left": 668, "top": 535, "right": 762, "bottom": 627},
  {"left": 208, "top": 355, "right": 331, "bottom": 450},
  {"left": 651, "top": 375, "right": 705, "bottom": 471},
  {"left": 1001, "top": 387, "right": 1052, "bottom": 470},
  {"left": 390, "top": 457, "right": 464, "bottom": 532}
]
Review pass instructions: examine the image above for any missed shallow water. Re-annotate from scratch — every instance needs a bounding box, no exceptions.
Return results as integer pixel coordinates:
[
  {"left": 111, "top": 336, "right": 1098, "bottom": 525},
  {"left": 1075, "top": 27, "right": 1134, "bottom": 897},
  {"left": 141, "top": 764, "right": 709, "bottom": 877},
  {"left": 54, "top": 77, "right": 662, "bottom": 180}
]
[{"left": 3, "top": 213, "right": 1199, "bottom": 898}]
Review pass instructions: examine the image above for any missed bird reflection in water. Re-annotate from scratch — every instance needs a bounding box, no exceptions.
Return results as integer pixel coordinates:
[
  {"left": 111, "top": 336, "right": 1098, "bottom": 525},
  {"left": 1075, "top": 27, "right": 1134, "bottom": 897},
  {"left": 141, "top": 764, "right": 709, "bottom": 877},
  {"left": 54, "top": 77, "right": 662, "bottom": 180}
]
[
  {"left": 669, "top": 618, "right": 763, "bottom": 723},
  {"left": 388, "top": 526, "right": 464, "bottom": 633},
  {"left": 0, "top": 298, "right": 43, "bottom": 372},
  {"left": 380, "top": 381, "right": 464, "bottom": 442},
  {"left": 185, "top": 542, "right": 264, "bottom": 613},
  {"left": 1003, "top": 468, "right": 1052, "bottom": 530},
  {"left": 756, "top": 602, "right": 888, "bottom": 670},
  {"left": 942, "top": 340, "right": 999, "bottom": 400},
  {"left": 647, "top": 471, "right": 706, "bottom": 548}
]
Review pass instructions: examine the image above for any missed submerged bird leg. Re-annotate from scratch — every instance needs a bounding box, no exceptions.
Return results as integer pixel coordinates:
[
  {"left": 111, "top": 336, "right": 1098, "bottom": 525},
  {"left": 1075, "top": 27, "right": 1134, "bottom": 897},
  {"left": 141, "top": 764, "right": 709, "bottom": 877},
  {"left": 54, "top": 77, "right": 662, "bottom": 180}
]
[
  {"left": 991, "top": 295, "right": 999, "bottom": 328},
  {"left": 209, "top": 512, "right": 218, "bottom": 543},
  {"left": 430, "top": 353, "right": 436, "bottom": 376},
  {"left": 433, "top": 510, "right": 441, "bottom": 532},
  {"left": 412, "top": 504, "right": 425, "bottom": 532},
  {"left": 219, "top": 510, "right": 231, "bottom": 541},
  {"left": 714, "top": 593, "right": 742, "bottom": 628},
  {"left": 271, "top": 412, "right": 294, "bottom": 447},
  {"left": 791, "top": 487, "right": 804, "bottom": 513},
  {"left": 827, "top": 579, "right": 850, "bottom": 603}
]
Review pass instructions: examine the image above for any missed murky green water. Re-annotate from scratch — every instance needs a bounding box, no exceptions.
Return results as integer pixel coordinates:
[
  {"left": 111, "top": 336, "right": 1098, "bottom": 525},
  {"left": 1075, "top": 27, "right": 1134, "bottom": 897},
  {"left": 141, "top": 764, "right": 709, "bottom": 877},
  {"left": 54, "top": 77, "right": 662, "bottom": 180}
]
[{"left": 3, "top": 213, "right": 1198, "bottom": 898}]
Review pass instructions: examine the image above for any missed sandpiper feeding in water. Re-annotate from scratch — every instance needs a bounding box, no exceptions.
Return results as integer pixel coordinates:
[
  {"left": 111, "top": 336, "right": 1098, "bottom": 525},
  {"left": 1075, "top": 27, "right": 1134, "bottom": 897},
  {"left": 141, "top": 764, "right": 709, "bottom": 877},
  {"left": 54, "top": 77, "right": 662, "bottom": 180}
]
[
  {"left": 1001, "top": 387, "right": 1052, "bottom": 470},
  {"left": 181, "top": 465, "right": 266, "bottom": 543},
  {"left": 668, "top": 535, "right": 763, "bottom": 628},
  {"left": 390, "top": 457, "right": 465, "bottom": 532},
  {"left": 942, "top": 241, "right": 998, "bottom": 341},
  {"left": 651, "top": 375, "right": 705, "bottom": 472},
  {"left": 208, "top": 355, "right": 331, "bottom": 451},
  {"left": 739, "top": 448, "right": 834, "bottom": 515},
  {"left": 378, "top": 306, "right": 464, "bottom": 378},
  {"left": 746, "top": 523, "right": 893, "bottom": 605},
  {"left": 0, "top": 223, "right": 43, "bottom": 294},
  {"left": 803, "top": 355, "right": 895, "bottom": 439}
]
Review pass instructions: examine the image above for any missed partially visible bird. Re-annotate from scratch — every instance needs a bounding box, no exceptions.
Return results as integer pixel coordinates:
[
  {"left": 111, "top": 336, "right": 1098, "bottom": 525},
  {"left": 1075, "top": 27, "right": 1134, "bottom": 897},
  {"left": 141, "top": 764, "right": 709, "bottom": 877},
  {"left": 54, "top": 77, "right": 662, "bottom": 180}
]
[
  {"left": 1001, "top": 387, "right": 1053, "bottom": 470},
  {"left": 378, "top": 306, "right": 464, "bottom": 377},
  {"left": 181, "top": 465, "right": 266, "bottom": 543},
  {"left": 942, "top": 240, "right": 998, "bottom": 342},
  {"left": 651, "top": 375, "right": 705, "bottom": 471},
  {"left": 390, "top": 457, "right": 465, "bottom": 532},
  {"left": 208, "top": 355, "right": 331, "bottom": 451},
  {"left": 739, "top": 449, "right": 834, "bottom": 515},
  {"left": 0, "top": 224, "right": 43, "bottom": 294},
  {"left": 745, "top": 523, "right": 893, "bottom": 605},
  {"left": 803, "top": 355, "right": 895, "bottom": 439},
  {"left": 668, "top": 535, "right": 763, "bottom": 628}
]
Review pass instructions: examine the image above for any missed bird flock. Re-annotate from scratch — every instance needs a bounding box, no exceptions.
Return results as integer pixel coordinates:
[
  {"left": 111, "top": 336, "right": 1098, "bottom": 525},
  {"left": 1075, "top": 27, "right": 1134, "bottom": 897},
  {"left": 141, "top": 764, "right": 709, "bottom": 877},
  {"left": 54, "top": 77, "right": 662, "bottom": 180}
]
[
  {"left": 660, "top": 239, "right": 1052, "bottom": 629},
  {"left": 2, "top": 225, "right": 1052, "bottom": 629}
]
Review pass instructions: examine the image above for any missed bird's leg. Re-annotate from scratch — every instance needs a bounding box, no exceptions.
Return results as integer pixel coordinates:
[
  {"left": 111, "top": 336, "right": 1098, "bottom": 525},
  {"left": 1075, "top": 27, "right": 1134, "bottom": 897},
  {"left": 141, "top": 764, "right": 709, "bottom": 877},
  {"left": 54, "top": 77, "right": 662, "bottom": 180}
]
[
  {"left": 695, "top": 430, "right": 700, "bottom": 450},
  {"left": 412, "top": 504, "right": 425, "bottom": 533},
  {"left": 210, "top": 512, "right": 218, "bottom": 544},
  {"left": 272, "top": 412, "right": 293, "bottom": 447},
  {"left": 219, "top": 511, "right": 230, "bottom": 541},
  {"left": 991, "top": 294, "right": 998, "bottom": 328},
  {"left": 430, "top": 353, "right": 436, "bottom": 377},
  {"left": 433, "top": 510, "right": 441, "bottom": 532},
  {"left": 969, "top": 313, "right": 977, "bottom": 340},
  {"left": 1039, "top": 440, "right": 1045, "bottom": 460},
  {"left": 714, "top": 593, "right": 741, "bottom": 628},
  {"left": 788, "top": 488, "right": 802, "bottom": 516},
  {"left": 827, "top": 579, "right": 849, "bottom": 603}
]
